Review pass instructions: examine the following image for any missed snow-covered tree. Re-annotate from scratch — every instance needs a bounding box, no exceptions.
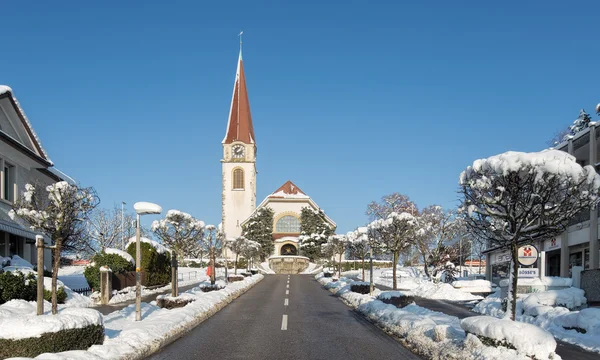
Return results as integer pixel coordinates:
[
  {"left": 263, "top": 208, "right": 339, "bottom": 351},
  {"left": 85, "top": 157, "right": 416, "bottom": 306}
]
[
  {"left": 299, "top": 207, "right": 334, "bottom": 261},
  {"left": 460, "top": 150, "right": 600, "bottom": 320},
  {"left": 240, "top": 239, "right": 261, "bottom": 271},
  {"left": 203, "top": 224, "right": 224, "bottom": 284},
  {"left": 242, "top": 207, "right": 274, "bottom": 261},
  {"left": 151, "top": 210, "right": 205, "bottom": 264},
  {"left": 415, "top": 206, "right": 461, "bottom": 277},
  {"left": 323, "top": 234, "right": 348, "bottom": 278},
  {"left": 10, "top": 182, "right": 99, "bottom": 314},
  {"left": 226, "top": 236, "right": 246, "bottom": 274},
  {"left": 569, "top": 109, "right": 592, "bottom": 135},
  {"left": 369, "top": 212, "right": 417, "bottom": 289},
  {"left": 366, "top": 193, "right": 418, "bottom": 221},
  {"left": 347, "top": 229, "right": 370, "bottom": 281}
]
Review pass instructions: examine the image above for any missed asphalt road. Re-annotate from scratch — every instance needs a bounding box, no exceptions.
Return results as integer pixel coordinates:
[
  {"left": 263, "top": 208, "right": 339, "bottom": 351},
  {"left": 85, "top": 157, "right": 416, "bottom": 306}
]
[{"left": 148, "top": 274, "right": 421, "bottom": 360}]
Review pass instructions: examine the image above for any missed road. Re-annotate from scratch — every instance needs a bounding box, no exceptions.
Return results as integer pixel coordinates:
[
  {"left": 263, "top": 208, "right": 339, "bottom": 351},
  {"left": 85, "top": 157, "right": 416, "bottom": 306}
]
[{"left": 148, "top": 274, "right": 421, "bottom": 360}]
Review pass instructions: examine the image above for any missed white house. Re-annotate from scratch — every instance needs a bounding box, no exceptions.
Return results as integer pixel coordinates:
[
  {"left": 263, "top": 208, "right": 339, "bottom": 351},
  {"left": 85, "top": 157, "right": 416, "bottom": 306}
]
[{"left": 0, "top": 85, "right": 73, "bottom": 270}]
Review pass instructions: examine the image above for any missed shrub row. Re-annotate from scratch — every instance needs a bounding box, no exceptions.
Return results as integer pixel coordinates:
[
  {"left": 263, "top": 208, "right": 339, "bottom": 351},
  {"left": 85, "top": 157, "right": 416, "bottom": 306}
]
[
  {"left": 377, "top": 294, "right": 415, "bottom": 308},
  {"left": 156, "top": 297, "right": 195, "bottom": 309},
  {"left": 0, "top": 324, "right": 104, "bottom": 359},
  {"left": 0, "top": 271, "right": 67, "bottom": 304}
]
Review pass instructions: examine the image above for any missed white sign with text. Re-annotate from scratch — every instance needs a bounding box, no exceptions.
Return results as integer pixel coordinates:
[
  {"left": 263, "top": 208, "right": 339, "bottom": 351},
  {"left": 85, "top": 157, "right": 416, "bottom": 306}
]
[{"left": 518, "top": 268, "right": 539, "bottom": 278}]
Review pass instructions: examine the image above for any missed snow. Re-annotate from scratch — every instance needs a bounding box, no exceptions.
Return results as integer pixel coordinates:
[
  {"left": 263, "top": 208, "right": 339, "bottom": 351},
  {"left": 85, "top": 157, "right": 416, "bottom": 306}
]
[
  {"left": 8, "top": 255, "right": 34, "bottom": 268},
  {"left": 58, "top": 266, "right": 90, "bottom": 290},
  {"left": 267, "top": 255, "right": 309, "bottom": 260},
  {"left": 125, "top": 236, "right": 170, "bottom": 254},
  {"left": 461, "top": 316, "right": 557, "bottom": 360},
  {"left": 0, "top": 300, "right": 103, "bottom": 340},
  {"left": 317, "top": 273, "right": 547, "bottom": 360},
  {"left": 0, "top": 85, "right": 12, "bottom": 95},
  {"left": 270, "top": 190, "right": 309, "bottom": 199},
  {"left": 104, "top": 248, "right": 134, "bottom": 264},
  {"left": 300, "top": 262, "right": 322, "bottom": 274},
  {"left": 258, "top": 261, "right": 275, "bottom": 274},
  {"left": 522, "top": 287, "right": 586, "bottom": 312},
  {"left": 498, "top": 276, "right": 572, "bottom": 287},
  {"left": 452, "top": 279, "right": 494, "bottom": 293}
]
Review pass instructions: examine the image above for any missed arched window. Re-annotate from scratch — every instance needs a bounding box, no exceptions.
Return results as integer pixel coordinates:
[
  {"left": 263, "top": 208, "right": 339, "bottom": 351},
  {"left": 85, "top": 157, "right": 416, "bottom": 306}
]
[
  {"left": 233, "top": 168, "right": 244, "bottom": 190},
  {"left": 276, "top": 215, "right": 301, "bottom": 233}
]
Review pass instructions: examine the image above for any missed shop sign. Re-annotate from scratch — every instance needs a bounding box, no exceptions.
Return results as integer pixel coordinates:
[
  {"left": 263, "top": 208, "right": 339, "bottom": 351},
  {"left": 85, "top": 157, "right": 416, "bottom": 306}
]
[
  {"left": 544, "top": 237, "right": 561, "bottom": 251},
  {"left": 518, "top": 268, "right": 539, "bottom": 278},
  {"left": 493, "top": 251, "right": 511, "bottom": 264},
  {"left": 518, "top": 245, "right": 539, "bottom": 266}
]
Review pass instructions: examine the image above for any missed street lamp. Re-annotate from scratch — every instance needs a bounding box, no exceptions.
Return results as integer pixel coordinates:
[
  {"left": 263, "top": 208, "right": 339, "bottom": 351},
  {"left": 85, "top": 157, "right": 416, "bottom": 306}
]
[{"left": 133, "top": 201, "right": 162, "bottom": 321}]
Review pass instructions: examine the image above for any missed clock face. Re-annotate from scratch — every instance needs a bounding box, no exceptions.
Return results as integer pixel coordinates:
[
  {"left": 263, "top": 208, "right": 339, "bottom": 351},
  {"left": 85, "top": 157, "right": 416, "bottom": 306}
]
[{"left": 232, "top": 145, "right": 245, "bottom": 159}]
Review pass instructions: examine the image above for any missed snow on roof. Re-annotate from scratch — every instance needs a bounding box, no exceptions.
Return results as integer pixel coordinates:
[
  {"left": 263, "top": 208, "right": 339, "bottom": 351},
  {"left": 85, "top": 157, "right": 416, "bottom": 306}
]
[
  {"left": 47, "top": 167, "right": 76, "bottom": 185},
  {"left": 0, "top": 85, "right": 52, "bottom": 165},
  {"left": 126, "top": 236, "right": 171, "bottom": 254},
  {"left": 269, "top": 181, "right": 310, "bottom": 199},
  {"left": 105, "top": 247, "right": 135, "bottom": 264}
]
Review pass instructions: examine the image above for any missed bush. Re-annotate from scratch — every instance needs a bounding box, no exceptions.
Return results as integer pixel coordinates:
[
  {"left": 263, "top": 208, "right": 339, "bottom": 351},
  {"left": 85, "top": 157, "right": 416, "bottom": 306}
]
[
  {"left": 187, "top": 261, "right": 208, "bottom": 268},
  {"left": 156, "top": 296, "right": 195, "bottom": 309},
  {"left": 0, "top": 271, "right": 37, "bottom": 303},
  {"left": 126, "top": 242, "right": 171, "bottom": 287},
  {"left": 350, "top": 284, "right": 371, "bottom": 294},
  {"left": 84, "top": 252, "right": 135, "bottom": 291},
  {"left": 323, "top": 272, "right": 333, "bottom": 278},
  {"left": 199, "top": 283, "right": 224, "bottom": 292},
  {"left": 378, "top": 294, "right": 415, "bottom": 308},
  {"left": 0, "top": 324, "right": 104, "bottom": 359},
  {"left": 44, "top": 286, "right": 67, "bottom": 304},
  {"left": 234, "top": 258, "right": 248, "bottom": 270},
  {"left": 228, "top": 275, "right": 244, "bottom": 282}
]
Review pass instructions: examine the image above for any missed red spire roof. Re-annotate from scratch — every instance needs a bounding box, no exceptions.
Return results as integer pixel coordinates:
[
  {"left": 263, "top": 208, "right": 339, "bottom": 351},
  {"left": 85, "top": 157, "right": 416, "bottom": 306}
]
[
  {"left": 222, "top": 50, "right": 255, "bottom": 144},
  {"left": 269, "top": 181, "right": 309, "bottom": 199}
]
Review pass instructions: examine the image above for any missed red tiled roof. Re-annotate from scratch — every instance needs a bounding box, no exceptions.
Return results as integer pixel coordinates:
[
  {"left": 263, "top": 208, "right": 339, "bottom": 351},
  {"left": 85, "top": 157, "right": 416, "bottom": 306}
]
[
  {"left": 223, "top": 51, "right": 255, "bottom": 144},
  {"left": 269, "top": 181, "right": 308, "bottom": 198}
]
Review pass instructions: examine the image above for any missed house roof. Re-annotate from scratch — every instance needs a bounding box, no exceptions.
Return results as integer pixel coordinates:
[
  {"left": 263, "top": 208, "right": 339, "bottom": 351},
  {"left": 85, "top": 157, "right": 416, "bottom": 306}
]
[
  {"left": 222, "top": 50, "right": 256, "bottom": 145},
  {"left": 0, "top": 85, "right": 52, "bottom": 166},
  {"left": 269, "top": 180, "right": 309, "bottom": 199}
]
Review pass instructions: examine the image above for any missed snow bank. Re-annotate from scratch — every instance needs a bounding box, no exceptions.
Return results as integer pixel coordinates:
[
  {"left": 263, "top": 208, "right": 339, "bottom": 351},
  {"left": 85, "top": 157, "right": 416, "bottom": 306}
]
[
  {"left": 104, "top": 248, "right": 134, "bottom": 264},
  {"left": 316, "top": 273, "right": 543, "bottom": 360},
  {"left": 499, "top": 277, "right": 572, "bottom": 287},
  {"left": 8, "top": 255, "right": 34, "bottom": 268},
  {"left": 522, "top": 287, "right": 586, "bottom": 313},
  {"left": 258, "top": 261, "right": 275, "bottom": 274},
  {"left": 412, "top": 281, "right": 483, "bottom": 302},
  {"left": 461, "top": 316, "right": 557, "bottom": 360},
  {"left": 0, "top": 300, "right": 102, "bottom": 340},
  {"left": 452, "top": 279, "right": 494, "bottom": 293}
]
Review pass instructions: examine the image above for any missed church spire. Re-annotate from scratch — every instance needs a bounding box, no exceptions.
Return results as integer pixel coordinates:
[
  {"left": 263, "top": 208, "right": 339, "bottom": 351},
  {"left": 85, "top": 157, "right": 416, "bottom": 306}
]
[{"left": 222, "top": 35, "right": 255, "bottom": 145}]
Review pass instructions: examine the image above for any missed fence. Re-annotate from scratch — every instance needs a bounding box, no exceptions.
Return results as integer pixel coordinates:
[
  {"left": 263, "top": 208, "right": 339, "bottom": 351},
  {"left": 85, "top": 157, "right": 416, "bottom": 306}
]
[
  {"left": 72, "top": 287, "right": 92, "bottom": 296},
  {"left": 178, "top": 271, "right": 198, "bottom": 282}
]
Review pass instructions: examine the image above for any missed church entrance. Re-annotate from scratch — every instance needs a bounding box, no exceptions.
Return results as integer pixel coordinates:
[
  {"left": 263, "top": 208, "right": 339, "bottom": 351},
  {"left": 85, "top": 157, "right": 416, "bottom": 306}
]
[{"left": 280, "top": 244, "right": 298, "bottom": 256}]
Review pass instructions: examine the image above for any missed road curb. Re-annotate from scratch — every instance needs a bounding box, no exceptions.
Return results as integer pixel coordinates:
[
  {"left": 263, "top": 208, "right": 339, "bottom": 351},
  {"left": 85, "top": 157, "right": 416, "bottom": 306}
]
[{"left": 124, "top": 276, "right": 264, "bottom": 360}]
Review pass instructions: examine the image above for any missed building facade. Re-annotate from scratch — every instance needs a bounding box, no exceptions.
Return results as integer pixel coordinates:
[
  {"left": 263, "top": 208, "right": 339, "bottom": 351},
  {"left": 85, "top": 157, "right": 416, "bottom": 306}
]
[
  {"left": 485, "top": 123, "right": 600, "bottom": 284},
  {"left": 0, "top": 86, "right": 72, "bottom": 270}
]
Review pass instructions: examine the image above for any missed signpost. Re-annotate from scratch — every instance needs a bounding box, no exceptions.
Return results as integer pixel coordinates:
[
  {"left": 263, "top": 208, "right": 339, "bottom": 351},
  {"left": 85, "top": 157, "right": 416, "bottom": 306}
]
[{"left": 517, "top": 245, "right": 538, "bottom": 266}]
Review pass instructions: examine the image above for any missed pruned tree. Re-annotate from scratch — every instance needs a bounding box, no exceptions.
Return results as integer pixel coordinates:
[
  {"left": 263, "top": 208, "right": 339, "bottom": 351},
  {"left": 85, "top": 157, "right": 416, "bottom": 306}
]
[
  {"left": 151, "top": 210, "right": 205, "bottom": 264},
  {"left": 366, "top": 193, "right": 419, "bottom": 221},
  {"left": 323, "top": 234, "right": 347, "bottom": 278},
  {"left": 414, "top": 206, "right": 461, "bottom": 277},
  {"left": 369, "top": 212, "right": 417, "bottom": 289},
  {"left": 242, "top": 207, "right": 274, "bottom": 261},
  {"left": 10, "top": 182, "right": 99, "bottom": 314},
  {"left": 347, "top": 229, "right": 370, "bottom": 281},
  {"left": 86, "top": 206, "right": 135, "bottom": 252},
  {"left": 459, "top": 150, "right": 600, "bottom": 321},
  {"left": 240, "top": 239, "right": 261, "bottom": 271},
  {"left": 226, "top": 236, "right": 246, "bottom": 274},
  {"left": 203, "top": 224, "right": 224, "bottom": 284},
  {"left": 299, "top": 207, "right": 334, "bottom": 261}
]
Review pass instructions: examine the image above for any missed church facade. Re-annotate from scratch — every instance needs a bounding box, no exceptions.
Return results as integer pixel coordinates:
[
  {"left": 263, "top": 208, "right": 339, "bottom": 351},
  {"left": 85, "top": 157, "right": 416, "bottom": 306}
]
[{"left": 221, "top": 49, "right": 335, "bottom": 257}]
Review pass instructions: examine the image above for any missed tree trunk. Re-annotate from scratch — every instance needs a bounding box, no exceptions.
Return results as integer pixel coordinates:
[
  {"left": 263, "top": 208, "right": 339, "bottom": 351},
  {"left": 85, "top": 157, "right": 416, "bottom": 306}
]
[
  {"left": 51, "top": 243, "right": 61, "bottom": 315},
  {"left": 505, "top": 241, "right": 519, "bottom": 321},
  {"left": 210, "top": 248, "right": 216, "bottom": 285},
  {"left": 423, "top": 253, "right": 430, "bottom": 278},
  {"left": 234, "top": 254, "right": 238, "bottom": 275},
  {"left": 392, "top": 251, "right": 398, "bottom": 290},
  {"left": 362, "top": 257, "right": 365, "bottom": 282},
  {"left": 338, "top": 253, "right": 343, "bottom": 279}
]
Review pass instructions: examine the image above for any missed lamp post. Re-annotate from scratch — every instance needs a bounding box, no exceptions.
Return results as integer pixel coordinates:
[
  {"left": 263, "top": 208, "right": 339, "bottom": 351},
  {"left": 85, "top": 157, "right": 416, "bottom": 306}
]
[
  {"left": 133, "top": 202, "right": 162, "bottom": 321},
  {"left": 121, "top": 201, "right": 126, "bottom": 250}
]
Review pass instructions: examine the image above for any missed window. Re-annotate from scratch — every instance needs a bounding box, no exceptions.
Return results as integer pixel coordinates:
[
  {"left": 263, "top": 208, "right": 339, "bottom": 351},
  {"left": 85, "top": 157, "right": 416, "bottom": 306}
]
[
  {"left": 276, "top": 215, "right": 301, "bottom": 233},
  {"left": 3, "top": 163, "right": 14, "bottom": 202},
  {"left": 233, "top": 168, "right": 244, "bottom": 190}
]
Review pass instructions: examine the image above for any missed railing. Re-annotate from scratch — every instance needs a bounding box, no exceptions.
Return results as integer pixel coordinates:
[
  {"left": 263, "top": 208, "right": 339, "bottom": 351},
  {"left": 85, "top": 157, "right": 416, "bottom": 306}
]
[
  {"left": 178, "top": 271, "right": 198, "bottom": 282},
  {"left": 72, "top": 287, "right": 92, "bottom": 296}
]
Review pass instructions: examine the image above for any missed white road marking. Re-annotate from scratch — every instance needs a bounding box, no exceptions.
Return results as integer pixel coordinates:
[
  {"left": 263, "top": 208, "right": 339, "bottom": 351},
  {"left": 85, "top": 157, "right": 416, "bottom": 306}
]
[
  {"left": 286, "top": 289, "right": 289, "bottom": 295},
  {"left": 286, "top": 284, "right": 289, "bottom": 288},
  {"left": 284, "top": 298, "right": 289, "bottom": 306},
  {"left": 281, "top": 314, "right": 288, "bottom": 330}
]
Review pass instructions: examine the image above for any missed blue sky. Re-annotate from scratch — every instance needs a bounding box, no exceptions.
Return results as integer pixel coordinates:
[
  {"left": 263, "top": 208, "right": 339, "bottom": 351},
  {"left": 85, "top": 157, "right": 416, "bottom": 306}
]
[{"left": 1, "top": 1, "right": 599, "bottom": 232}]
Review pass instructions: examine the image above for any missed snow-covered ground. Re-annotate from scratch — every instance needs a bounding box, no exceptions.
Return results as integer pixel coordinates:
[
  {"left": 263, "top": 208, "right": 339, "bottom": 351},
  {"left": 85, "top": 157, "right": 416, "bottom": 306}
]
[
  {"left": 474, "top": 288, "right": 600, "bottom": 353},
  {"left": 343, "top": 268, "right": 484, "bottom": 302},
  {"left": 317, "top": 273, "right": 559, "bottom": 360},
  {"left": 2, "top": 274, "right": 263, "bottom": 359},
  {"left": 58, "top": 266, "right": 90, "bottom": 290}
]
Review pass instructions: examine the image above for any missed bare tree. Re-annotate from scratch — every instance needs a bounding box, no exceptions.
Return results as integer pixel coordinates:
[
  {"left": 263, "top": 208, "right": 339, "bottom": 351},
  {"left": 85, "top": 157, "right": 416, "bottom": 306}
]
[
  {"left": 226, "top": 236, "right": 246, "bottom": 274},
  {"left": 347, "top": 229, "right": 370, "bottom": 281},
  {"left": 415, "top": 206, "right": 461, "bottom": 277},
  {"left": 86, "top": 206, "right": 135, "bottom": 251},
  {"left": 369, "top": 212, "right": 417, "bottom": 289},
  {"left": 460, "top": 150, "right": 600, "bottom": 320},
  {"left": 203, "top": 224, "right": 224, "bottom": 284},
  {"left": 151, "top": 210, "right": 205, "bottom": 263},
  {"left": 10, "top": 182, "right": 99, "bottom": 314},
  {"left": 366, "top": 193, "right": 419, "bottom": 221},
  {"left": 323, "top": 235, "right": 347, "bottom": 278},
  {"left": 239, "top": 239, "right": 261, "bottom": 271}
]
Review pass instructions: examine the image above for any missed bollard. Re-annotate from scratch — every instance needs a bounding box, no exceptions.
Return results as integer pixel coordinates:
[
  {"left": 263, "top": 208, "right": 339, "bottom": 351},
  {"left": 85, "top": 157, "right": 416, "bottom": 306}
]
[
  {"left": 36, "top": 235, "right": 45, "bottom": 315},
  {"left": 171, "top": 256, "right": 178, "bottom": 297},
  {"left": 100, "top": 266, "right": 113, "bottom": 305}
]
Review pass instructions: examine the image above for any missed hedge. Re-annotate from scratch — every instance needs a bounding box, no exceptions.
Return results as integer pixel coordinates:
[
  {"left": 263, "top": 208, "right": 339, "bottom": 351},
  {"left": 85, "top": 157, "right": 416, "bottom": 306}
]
[
  {"left": 0, "top": 324, "right": 104, "bottom": 359},
  {"left": 126, "top": 242, "right": 171, "bottom": 287},
  {"left": 0, "top": 272, "right": 67, "bottom": 304},
  {"left": 84, "top": 252, "right": 135, "bottom": 290}
]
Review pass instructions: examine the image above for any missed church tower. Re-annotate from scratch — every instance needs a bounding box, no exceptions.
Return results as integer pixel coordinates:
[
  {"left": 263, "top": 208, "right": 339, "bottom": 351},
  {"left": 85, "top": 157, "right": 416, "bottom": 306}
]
[{"left": 221, "top": 47, "right": 257, "bottom": 240}]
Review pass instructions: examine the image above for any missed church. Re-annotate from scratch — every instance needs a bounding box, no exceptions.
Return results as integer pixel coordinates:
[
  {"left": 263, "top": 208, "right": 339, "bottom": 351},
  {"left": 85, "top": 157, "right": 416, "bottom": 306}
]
[{"left": 220, "top": 47, "right": 336, "bottom": 257}]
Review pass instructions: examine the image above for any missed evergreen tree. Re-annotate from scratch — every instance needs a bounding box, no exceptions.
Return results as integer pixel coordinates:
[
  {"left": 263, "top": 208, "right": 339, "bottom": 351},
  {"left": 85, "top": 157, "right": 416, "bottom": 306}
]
[
  {"left": 569, "top": 109, "right": 592, "bottom": 135},
  {"left": 242, "top": 207, "right": 274, "bottom": 261},
  {"left": 299, "top": 207, "right": 335, "bottom": 261}
]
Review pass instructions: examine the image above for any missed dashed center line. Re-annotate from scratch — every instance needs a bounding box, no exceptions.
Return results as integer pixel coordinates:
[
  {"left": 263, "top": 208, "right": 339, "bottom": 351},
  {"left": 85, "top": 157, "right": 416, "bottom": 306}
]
[
  {"left": 286, "top": 284, "right": 289, "bottom": 288},
  {"left": 286, "top": 289, "right": 289, "bottom": 295},
  {"left": 281, "top": 314, "right": 288, "bottom": 330},
  {"left": 284, "top": 298, "right": 289, "bottom": 306}
]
